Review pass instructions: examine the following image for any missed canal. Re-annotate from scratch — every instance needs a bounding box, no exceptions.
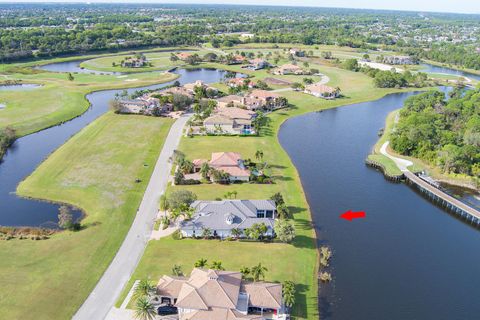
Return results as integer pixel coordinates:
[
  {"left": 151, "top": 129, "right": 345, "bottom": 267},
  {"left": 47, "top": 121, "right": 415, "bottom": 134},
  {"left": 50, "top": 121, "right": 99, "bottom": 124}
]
[
  {"left": 279, "top": 88, "right": 480, "bottom": 319},
  {"left": 0, "top": 67, "right": 240, "bottom": 227}
]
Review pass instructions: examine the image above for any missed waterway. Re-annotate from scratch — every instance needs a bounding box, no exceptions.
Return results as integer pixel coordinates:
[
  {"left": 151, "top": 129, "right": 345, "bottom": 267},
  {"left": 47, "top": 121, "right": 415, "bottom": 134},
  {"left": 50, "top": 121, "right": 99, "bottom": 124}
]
[
  {"left": 0, "top": 67, "right": 240, "bottom": 227},
  {"left": 279, "top": 88, "right": 480, "bottom": 319},
  {"left": 421, "top": 63, "right": 480, "bottom": 82}
]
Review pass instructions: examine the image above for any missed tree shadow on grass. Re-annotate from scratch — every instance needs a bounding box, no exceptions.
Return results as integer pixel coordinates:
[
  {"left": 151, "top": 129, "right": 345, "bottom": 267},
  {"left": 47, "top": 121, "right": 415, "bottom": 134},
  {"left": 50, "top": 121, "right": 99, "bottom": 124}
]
[
  {"left": 291, "top": 283, "right": 316, "bottom": 319},
  {"left": 288, "top": 206, "right": 306, "bottom": 215},
  {"left": 271, "top": 175, "right": 293, "bottom": 182}
]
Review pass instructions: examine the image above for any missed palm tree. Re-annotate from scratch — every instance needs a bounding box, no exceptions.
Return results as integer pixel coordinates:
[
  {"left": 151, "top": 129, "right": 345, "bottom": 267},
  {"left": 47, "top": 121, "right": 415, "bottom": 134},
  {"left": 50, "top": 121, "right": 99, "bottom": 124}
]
[
  {"left": 134, "top": 296, "right": 156, "bottom": 320},
  {"left": 240, "top": 266, "right": 250, "bottom": 279},
  {"left": 231, "top": 228, "right": 242, "bottom": 239},
  {"left": 251, "top": 263, "right": 268, "bottom": 282},
  {"left": 172, "top": 264, "right": 183, "bottom": 276},
  {"left": 255, "top": 150, "right": 264, "bottom": 161},
  {"left": 210, "top": 260, "right": 225, "bottom": 270},
  {"left": 232, "top": 190, "right": 238, "bottom": 199},
  {"left": 224, "top": 191, "right": 232, "bottom": 199},
  {"left": 133, "top": 279, "right": 155, "bottom": 301},
  {"left": 201, "top": 227, "right": 212, "bottom": 239},
  {"left": 194, "top": 258, "right": 208, "bottom": 268},
  {"left": 282, "top": 281, "right": 296, "bottom": 308},
  {"left": 200, "top": 162, "right": 211, "bottom": 180}
]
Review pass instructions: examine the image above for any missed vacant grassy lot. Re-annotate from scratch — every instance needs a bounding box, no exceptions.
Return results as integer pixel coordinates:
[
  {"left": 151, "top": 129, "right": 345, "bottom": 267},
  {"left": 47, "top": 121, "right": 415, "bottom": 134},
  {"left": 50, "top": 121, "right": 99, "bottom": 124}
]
[
  {"left": 118, "top": 61, "right": 417, "bottom": 319},
  {"left": 0, "top": 113, "right": 173, "bottom": 320},
  {"left": 0, "top": 60, "right": 178, "bottom": 137}
]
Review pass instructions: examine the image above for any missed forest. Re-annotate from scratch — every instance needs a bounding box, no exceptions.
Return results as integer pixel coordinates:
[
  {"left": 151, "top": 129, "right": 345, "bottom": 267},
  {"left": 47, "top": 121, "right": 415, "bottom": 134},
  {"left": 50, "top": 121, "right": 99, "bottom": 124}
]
[
  {"left": 1, "top": 3, "right": 479, "bottom": 66},
  {"left": 391, "top": 89, "right": 480, "bottom": 179}
]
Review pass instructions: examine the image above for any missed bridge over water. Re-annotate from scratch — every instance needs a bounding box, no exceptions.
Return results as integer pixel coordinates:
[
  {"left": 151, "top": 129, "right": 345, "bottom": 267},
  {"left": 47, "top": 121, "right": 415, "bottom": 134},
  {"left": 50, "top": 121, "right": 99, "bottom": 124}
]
[{"left": 379, "top": 142, "right": 480, "bottom": 224}]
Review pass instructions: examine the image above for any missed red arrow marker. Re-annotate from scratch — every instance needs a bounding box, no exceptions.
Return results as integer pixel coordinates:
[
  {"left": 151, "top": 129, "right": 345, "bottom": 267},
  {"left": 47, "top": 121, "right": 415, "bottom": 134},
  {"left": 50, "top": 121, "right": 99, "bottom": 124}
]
[{"left": 340, "top": 210, "right": 366, "bottom": 221}]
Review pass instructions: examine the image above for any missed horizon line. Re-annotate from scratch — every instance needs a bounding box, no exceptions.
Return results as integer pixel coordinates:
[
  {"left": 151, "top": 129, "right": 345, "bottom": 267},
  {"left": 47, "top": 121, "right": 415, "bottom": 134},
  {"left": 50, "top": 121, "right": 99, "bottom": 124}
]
[{"left": 0, "top": 1, "right": 479, "bottom": 16}]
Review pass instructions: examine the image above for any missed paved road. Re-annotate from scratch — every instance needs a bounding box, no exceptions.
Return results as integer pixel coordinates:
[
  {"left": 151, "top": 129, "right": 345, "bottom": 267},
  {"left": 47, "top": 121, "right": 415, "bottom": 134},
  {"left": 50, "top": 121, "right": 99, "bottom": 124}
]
[
  {"left": 73, "top": 114, "right": 191, "bottom": 320},
  {"left": 380, "top": 141, "right": 413, "bottom": 172}
]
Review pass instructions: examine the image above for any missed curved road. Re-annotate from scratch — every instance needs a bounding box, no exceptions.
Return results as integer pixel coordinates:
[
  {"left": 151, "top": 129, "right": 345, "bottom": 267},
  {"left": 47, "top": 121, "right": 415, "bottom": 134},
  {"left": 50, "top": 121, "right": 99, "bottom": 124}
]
[
  {"left": 73, "top": 114, "right": 191, "bottom": 320},
  {"left": 380, "top": 141, "right": 413, "bottom": 172}
]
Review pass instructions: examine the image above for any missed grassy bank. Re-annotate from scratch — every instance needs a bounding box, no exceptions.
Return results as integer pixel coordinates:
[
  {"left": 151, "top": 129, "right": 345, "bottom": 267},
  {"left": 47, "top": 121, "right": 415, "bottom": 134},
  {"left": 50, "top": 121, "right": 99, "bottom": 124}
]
[
  {"left": 368, "top": 110, "right": 424, "bottom": 176},
  {"left": 79, "top": 48, "right": 208, "bottom": 73},
  {"left": 117, "top": 60, "right": 423, "bottom": 319},
  {"left": 0, "top": 113, "right": 173, "bottom": 319},
  {"left": 2, "top": 47, "right": 431, "bottom": 319},
  {"left": 371, "top": 109, "right": 478, "bottom": 190},
  {"left": 0, "top": 68, "right": 178, "bottom": 137}
]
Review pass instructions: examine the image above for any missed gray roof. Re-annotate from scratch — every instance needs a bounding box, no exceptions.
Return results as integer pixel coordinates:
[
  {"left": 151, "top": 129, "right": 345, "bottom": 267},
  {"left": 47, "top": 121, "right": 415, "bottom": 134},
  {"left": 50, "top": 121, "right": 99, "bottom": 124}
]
[{"left": 181, "top": 200, "right": 275, "bottom": 231}]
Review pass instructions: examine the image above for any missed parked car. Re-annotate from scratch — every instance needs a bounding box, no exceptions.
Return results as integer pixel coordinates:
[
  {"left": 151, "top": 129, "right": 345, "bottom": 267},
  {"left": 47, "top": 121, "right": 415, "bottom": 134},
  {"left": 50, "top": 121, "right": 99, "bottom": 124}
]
[{"left": 157, "top": 305, "right": 178, "bottom": 316}]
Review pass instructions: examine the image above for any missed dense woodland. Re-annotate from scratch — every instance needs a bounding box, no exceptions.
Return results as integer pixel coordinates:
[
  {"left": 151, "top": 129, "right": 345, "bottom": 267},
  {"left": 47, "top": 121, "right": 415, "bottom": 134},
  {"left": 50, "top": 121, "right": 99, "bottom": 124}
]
[
  {"left": 1, "top": 3, "right": 479, "bottom": 68},
  {"left": 391, "top": 90, "right": 480, "bottom": 180}
]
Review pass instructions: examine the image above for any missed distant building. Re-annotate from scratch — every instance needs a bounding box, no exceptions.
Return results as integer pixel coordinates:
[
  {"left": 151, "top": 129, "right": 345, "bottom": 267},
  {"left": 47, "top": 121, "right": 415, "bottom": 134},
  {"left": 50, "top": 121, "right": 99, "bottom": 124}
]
[
  {"left": 226, "top": 77, "right": 256, "bottom": 89},
  {"left": 273, "top": 64, "right": 306, "bottom": 75},
  {"left": 289, "top": 48, "right": 306, "bottom": 57},
  {"left": 383, "top": 55, "right": 415, "bottom": 65},
  {"left": 121, "top": 55, "right": 147, "bottom": 68},
  {"left": 304, "top": 83, "right": 340, "bottom": 99},
  {"left": 245, "top": 58, "right": 271, "bottom": 70},
  {"left": 176, "top": 52, "right": 193, "bottom": 61}
]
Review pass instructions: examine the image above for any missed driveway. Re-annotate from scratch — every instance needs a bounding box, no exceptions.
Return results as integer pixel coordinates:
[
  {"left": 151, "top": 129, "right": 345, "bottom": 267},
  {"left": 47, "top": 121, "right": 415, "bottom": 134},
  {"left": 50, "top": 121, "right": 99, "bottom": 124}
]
[{"left": 73, "top": 113, "right": 191, "bottom": 320}]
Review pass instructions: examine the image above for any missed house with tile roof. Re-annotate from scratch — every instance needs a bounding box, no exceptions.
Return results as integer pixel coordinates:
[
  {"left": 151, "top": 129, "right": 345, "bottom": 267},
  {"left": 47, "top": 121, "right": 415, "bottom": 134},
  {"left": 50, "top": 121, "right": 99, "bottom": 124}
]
[
  {"left": 272, "top": 64, "right": 306, "bottom": 75},
  {"left": 203, "top": 107, "right": 256, "bottom": 135},
  {"left": 180, "top": 199, "right": 276, "bottom": 238},
  {"left": 304, "top": 83, "right": 340, "bottom": 99},
  {"left": 156, "top": 268, "right": 288, "bottom": 319},
  {"left": 245, "top": 58, "right": 271, "bottom": 70}
]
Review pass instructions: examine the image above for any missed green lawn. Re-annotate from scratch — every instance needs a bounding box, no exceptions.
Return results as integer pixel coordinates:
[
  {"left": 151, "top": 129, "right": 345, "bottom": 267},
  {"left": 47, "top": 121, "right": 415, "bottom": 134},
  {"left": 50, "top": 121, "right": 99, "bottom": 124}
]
[
  {"left": 0, "top": 66, "right": 178, "bottom": 137},
  {"left": 0, "top": 46, "right": 430, "bottom": 320},
  {"left": 117, "top": 60, "right": 421, "bottom": 319},
  {"left": 0, "top": 113, "right": 174, "bottom": 320}
]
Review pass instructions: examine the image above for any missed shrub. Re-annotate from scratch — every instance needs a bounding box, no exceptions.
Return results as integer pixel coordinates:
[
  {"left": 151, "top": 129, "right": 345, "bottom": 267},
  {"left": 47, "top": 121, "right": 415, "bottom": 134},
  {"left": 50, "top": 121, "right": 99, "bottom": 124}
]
[
  {"left": 172, "top": 229, "right": 182, "bottom": 240},
  {"left": 167, "top": 190, "right": 197, "bottom": 210}
]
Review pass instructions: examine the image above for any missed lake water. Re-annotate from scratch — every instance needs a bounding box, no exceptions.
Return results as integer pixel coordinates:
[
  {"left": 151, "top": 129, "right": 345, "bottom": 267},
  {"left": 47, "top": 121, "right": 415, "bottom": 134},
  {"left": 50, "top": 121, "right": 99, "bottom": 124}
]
[
  {"left": 0, "top": 68, "right": 239, "bottom": 227},
  {"left": 421, "top": 63, "right": 480, "bottom": 82},
  {"left": 279, "top": 88, "right": 480, "bottom": 320},
  {"left": 0, "top": 83, "right": 42, "bottom": 91},
  {"left": 37, "top": 59, "right": 121, "bottom": 75}
]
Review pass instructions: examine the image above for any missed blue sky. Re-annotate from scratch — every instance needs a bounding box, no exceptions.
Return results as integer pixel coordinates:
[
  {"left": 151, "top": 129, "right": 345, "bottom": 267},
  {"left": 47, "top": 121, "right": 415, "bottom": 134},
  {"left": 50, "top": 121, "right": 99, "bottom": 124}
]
[{"left": 3, "top": 0, "right": 480, "bottom": 15}]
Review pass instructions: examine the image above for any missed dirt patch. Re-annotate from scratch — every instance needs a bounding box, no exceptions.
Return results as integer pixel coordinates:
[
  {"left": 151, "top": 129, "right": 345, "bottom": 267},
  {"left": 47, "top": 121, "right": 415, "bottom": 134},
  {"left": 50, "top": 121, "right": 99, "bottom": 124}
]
[{"left": 263, "top": 77, "right": 293, "bottom": 85}]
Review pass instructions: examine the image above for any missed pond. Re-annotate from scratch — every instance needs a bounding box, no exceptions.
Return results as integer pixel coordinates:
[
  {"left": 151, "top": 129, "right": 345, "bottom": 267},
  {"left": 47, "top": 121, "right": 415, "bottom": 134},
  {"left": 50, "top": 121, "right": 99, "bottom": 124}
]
[
  {"left": 0, "top": 68, "right": 242, "bottom": 227},
  {"left": 279, "top": 87, "right": 480, "bottom": 320},
  {"left": 0, "top": 83, "right": 42, "bottom": 91},
  {"left": 420, "top": 63, "right": 480, "bottom": 82}
]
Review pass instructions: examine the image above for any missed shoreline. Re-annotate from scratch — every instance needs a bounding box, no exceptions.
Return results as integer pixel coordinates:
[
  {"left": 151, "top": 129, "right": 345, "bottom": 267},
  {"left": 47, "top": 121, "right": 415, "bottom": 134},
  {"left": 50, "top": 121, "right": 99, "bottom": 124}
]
[{"left": 369, "top": 109, "right": 479, "bottom": 193}]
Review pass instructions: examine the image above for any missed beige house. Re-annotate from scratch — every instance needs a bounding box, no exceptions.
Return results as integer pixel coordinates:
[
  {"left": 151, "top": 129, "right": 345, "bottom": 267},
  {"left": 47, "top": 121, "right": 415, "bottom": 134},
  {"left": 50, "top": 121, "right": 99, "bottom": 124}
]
[
  {"left": 183, "top": 80, "right": 218, "bottom": 94},
  {"left": 289, "top": 48, "right": 305, "bottom": 57},
  {"left": 193, "top": 152, "right": 251, "bottom": 182},
  {"left": 203, "top": 107, "right": 256, "bottom": 136},
  {"left": 156, "top": 268, "right": 288, "bottom": 320},
  {"left": 176, "top": 52, "right": 193, "bottom": 60},
  {"left": 273, "top": 64, "right": 306, "bottom": 75},
  {"left": 304, "top": 83, "right": 340, "bottom": 99},
  {"left": 227, "top": 78, "right": 256, "bottom": 89}
]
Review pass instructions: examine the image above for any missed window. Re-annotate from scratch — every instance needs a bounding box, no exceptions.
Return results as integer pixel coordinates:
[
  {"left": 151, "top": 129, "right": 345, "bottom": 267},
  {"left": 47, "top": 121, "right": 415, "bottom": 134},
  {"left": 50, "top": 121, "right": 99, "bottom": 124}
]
[
  {"left": 265, "top": 210, "right": 273, "bottom": 218},
  {"left": 257, "top": 210, "right": 265, "bottom": 218}
]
